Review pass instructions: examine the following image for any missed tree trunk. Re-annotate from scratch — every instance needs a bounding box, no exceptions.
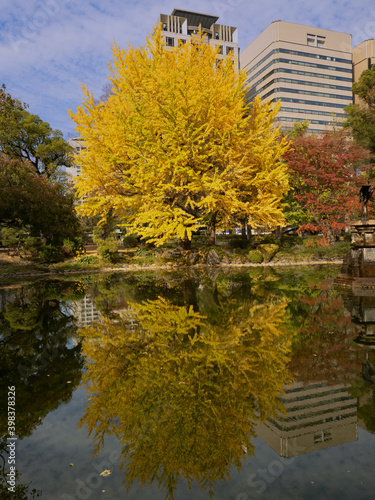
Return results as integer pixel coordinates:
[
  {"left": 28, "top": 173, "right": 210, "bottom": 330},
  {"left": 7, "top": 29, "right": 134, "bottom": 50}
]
[
  {"left": 247, "top": 224, "right": 252, "bottom": 242},
  {"left": 326, "top": 229, "right": 335, "bottom": 245},
  {"left": 180, "top": 231, "right": 191, "bottom": 250},
  {"left": 208, "top": 212, "right": 217, "bottom": 246},
  {"left": 17, "top": 235, "right": 21, "bottom": 257},
  {"left": 241, "top": 222, "right": 247, "bottom": 240}
]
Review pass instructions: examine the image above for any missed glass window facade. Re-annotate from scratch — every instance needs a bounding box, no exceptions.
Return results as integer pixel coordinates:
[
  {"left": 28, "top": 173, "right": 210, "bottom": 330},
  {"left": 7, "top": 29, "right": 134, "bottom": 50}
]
[{"left": 245, "top": 48, "right": 351, "bottom": 77}]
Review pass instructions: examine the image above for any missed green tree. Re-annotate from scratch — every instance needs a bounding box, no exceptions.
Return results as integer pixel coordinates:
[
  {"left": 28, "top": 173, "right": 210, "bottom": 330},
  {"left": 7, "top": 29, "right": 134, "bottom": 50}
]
[
  {"left": 0, "top": 281, "right": 83, "bottom": 500},
  {"left": 0, "top": 282, "right": 84, "bottom": 435},
  {"left": 344, "top": 65, "right": 375, "bottom": 160},
  {"left": 0, "top": 156, "right": 81, "bottom": 258},
  {"left": 70, "top": 27, "right": 289, "bottom": 248},
  {"left": 0, "top": 84, "right": 73, "bottom": 179}
]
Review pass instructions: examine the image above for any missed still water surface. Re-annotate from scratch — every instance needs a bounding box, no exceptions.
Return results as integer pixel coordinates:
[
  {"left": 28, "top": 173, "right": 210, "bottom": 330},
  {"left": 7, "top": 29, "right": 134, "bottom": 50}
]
[{"left": 1, "top": 266, "right": 375, "bottom": 500}]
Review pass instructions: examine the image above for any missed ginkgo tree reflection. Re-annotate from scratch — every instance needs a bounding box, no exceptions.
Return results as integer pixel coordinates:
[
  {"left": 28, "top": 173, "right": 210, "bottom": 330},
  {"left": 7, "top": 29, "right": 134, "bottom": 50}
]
[{"left": 79, "top": 295, "right": 293, "bottom": 499}]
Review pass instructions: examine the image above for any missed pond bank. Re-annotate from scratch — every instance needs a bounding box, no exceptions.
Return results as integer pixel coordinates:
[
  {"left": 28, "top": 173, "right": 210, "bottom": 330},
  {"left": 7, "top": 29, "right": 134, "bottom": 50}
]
[
  {"left": 0, "top": 235, "right": 350, "bottom": 284},
  {"left": 0, "top": 256, "right": 344, "bottom": 283}
]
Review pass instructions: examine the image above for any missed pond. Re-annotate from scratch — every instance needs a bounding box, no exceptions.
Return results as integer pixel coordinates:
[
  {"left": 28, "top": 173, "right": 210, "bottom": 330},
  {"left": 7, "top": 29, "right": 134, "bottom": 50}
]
[{"left": 1, "top": 265, "right": 375, "bottom": 500}]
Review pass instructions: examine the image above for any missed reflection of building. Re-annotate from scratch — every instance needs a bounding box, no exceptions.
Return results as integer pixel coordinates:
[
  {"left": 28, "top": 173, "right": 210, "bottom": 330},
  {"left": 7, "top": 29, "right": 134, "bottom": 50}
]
[
  {"left": 256, "top": 381, "right": 357, "bottom": 457},
  {"left": 240, "top": 21, "right": 353, "bottom": 133},
  {"left": 157, "top": 9, "right": 239, "bottom": 69},
  {"left": 70, "top": 296, "right": 101, "bottom": 328}
]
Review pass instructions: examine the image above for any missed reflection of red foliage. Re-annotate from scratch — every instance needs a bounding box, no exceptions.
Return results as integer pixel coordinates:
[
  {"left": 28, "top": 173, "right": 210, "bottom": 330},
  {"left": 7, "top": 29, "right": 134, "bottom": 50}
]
[
  {"left": 289, "top": 290, "right": 363, "bottom": 384},
  {"left": 283, "top": 129, "right": 370, "bottom": 239}
]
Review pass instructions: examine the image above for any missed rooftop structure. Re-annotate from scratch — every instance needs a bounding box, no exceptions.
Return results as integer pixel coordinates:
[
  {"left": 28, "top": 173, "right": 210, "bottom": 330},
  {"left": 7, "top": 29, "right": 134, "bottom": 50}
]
[{"left": 156, "top": 9, "right": 239, "bottom": 69}]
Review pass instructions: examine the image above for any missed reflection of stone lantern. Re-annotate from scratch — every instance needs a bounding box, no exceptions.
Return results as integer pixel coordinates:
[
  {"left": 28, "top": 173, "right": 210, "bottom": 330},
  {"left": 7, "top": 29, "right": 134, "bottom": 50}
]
[
  {"left": 336, "top": 187, "right": 375, "bottom": 380},
  {"left": 349, "top": 292, "right": 375, "bottom": 352},
  {"left": 336, "top": 288, "right": 375, "bottom": 433},
  {"left": 341, "top": 289, "right": 375, "bottom": 433}
]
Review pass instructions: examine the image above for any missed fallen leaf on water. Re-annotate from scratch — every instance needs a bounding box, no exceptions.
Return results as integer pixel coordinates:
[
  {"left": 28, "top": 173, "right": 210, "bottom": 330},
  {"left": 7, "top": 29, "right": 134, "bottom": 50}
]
[
  {"left": 100, "top": 470, "right": 111, "bottom": 477},
  {"left": 69, "top": 463, "right": 74, "bottom": 467}
]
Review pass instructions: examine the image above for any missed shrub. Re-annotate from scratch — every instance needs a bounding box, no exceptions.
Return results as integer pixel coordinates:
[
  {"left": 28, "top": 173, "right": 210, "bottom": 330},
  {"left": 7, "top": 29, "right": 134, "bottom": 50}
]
[
  {"left": 23, "top": 236, "right": 41, "bottom": 257},
  {"left": 257, "top": 244, "right": 279, "bottom": 263},
  {"left": 0, "top": 227, "right": 21, "bottom": 249},
  {"left": 280, "top": 235, "right": 304, "bottom": 248},
  {"left": 247, "top": 249, "right": 263, "bottom": 263},
  {"left": 62, "top": 239, "right": 74, "bottom": 256},
  {"left": 258, "top": 235, "right": 280, "bottom": 246},
  {"left": 93, "top": 226, "right": 119, "bottom": 263},
  {"left": 76, "top": 255, "right": 99, "bottom": 265},
  {"left": 96, "top": 238, "right": 119, "bottom": 263},
  {"left": 228, "top": 236, "right": 252, "bottom": 249},
  {"left": 122, "top": 234, "right": 138, "bottom": 248},
  {"left": 38, "top": 244, "right": 64, "bottom": 263}
]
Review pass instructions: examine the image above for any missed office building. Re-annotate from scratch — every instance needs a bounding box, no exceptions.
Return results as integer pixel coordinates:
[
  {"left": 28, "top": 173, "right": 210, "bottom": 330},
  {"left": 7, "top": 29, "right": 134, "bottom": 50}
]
[
  {"left": 66, "top": 137, "right": 85, "bottom": 179},
  {"left": 157, "top": 9, "right": 239, "bottom": 69},
  {"left": 353, "top": 39, "right": 375, "bottom": 105},
  {"left": 240, "top": 21, "right": 353, "bottom": 133}
]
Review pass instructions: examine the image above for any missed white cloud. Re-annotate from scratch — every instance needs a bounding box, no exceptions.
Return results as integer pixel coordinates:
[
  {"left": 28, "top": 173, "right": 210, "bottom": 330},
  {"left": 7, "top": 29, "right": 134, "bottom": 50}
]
[{"left": 1, "top": 0, "right": 374, "bottom": 136}]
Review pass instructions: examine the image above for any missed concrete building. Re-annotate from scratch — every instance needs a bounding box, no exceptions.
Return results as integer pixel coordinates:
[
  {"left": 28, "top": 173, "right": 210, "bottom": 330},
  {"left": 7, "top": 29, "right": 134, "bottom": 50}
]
[
  {"left": 240, "top": 21, "right": 353, "bottom": 133},
  {"left": 352, "top": 39, "right": 375, "bottom": 105},
  {"left": 157, "top": 9, "right": 239, "bottom": 69},
  {"left": 66, "top": 137, "right": 85, "bottom": 180}
]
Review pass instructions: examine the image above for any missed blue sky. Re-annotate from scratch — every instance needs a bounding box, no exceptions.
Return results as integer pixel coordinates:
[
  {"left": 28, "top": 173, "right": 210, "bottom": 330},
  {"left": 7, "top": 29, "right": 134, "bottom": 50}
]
[{"left": 1, "top": 0, "right": 375, "bottom": 138}]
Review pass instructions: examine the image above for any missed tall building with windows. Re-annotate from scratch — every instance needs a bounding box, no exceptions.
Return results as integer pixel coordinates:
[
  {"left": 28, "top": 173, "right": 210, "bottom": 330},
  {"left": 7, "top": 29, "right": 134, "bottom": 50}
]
[
  {"left": 353, "top": 39, "right": 375, "bottom": 104},
  {"left": 157, "top": 9, "right": 239, "bottom": 69},
  {"left": 67, "top": 137, "right": 85, "bottom": 179},
  {"left": 240, "top": 21, "right": 353, "bottom": 133}
]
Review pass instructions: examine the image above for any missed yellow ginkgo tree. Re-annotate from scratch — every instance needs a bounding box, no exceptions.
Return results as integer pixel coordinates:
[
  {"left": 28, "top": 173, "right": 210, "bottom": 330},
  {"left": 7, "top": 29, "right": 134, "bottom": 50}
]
[{"left": 69, "top": 25, "right": 290, "bottom": 248}]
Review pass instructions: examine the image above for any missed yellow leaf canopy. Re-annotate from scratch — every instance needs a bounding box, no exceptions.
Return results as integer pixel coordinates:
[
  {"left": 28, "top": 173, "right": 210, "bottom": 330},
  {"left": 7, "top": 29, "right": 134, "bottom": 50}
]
[{"left": 69, "top": 26, "right": 289, "bottom": 245}]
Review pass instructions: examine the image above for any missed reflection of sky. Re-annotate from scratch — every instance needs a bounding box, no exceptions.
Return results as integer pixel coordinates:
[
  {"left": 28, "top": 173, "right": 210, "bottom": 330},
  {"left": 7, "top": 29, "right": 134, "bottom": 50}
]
[
  {"left": 16, "top": 387, "right": 375, "bottom": 500},
  {"left": 234, "top": 431, "right": 375, "bottom": 500}
]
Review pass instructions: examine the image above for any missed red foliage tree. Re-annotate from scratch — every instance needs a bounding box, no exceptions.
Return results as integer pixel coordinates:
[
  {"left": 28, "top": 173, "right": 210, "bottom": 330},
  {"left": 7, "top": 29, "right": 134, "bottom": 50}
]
[
  {"left": 288, "top": 288, "right": 363, "bottom": 385},
  {"left": 283, "top": 129, "right": 371, "bottom": 243}
]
